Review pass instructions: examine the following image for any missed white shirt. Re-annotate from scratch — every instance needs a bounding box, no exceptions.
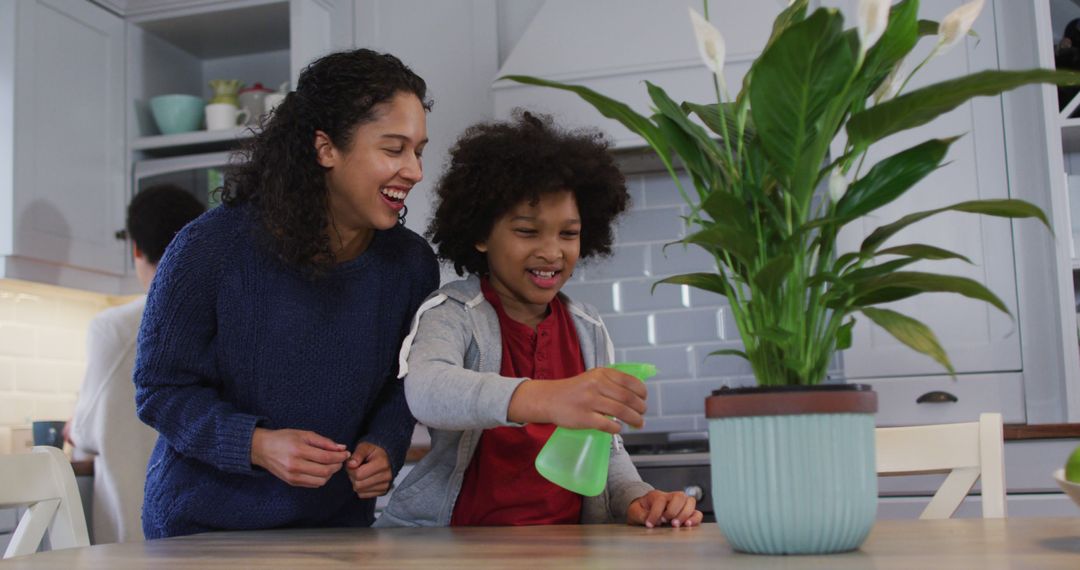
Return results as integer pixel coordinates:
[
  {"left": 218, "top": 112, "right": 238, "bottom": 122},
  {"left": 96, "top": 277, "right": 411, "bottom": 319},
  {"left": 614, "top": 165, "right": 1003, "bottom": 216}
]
[{"left": 70, "top": 296, "right": 156, "bottom": 544}]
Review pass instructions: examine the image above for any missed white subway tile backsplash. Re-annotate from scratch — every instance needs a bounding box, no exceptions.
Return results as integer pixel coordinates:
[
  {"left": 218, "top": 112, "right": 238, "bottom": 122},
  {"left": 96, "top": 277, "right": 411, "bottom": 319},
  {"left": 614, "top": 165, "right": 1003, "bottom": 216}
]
[
  {"left": 580, "top": 245, "right": 648, "bottom": 280},
  {"left": 13, "top": 294, "right": 56, "bottom": 327},
  {"left": 0, "top": 291, "right": 15, "bottom": 321},
  {"left": 615, "top": 206, "right": 685, "bottom": 243},
  {"left": 648, "top": 243, "right": 716, "bottom": 277},
  {"left": 650, "top": 309, "right": 722, "bottom": 345},
  {"left": 636, "top": 415, "right": 697, "bottom": 434},
  {"left": 622, "top": 345, "right": 692, "bottom": 380},
  {"left": 14, "top": 360, "right": 83, "bottom": 394},
  {"left": 603, "top": 314, "right": 652, "bottom": 347},
  {"left": 36, "top": 328, "right": 82, "bottom": 361},
  {"left": 560, "top": 282, "right": 616, "bottom": 314},
  {"left": 0, "top": 280, "right": 114, "bottom": 428},
  {"left": 642, "top": 172, "right": 692, "bottom": 207},
  {"left": 614, "top": 280, "right": 684, "bottom": 313},
  {"left": 686, "top": 286, "right": 728, "bottom": 308},
  {"left": 693, "top": 343, "right": 756, "bottom": 378},
  {"left": 33, "top": 395, "right": 77, "bottom": 422},
  {"left": 0, "top": 394, "right": 35, "bottom": 425},
  {"left": 660, "top": 379, "right": 727, "bottom": 415},
  {"left": 0, "top": 358, "right": 13, "bottom": 391},
  {"left": 0, "top": 324, "right": 36, "bottom": 357}
]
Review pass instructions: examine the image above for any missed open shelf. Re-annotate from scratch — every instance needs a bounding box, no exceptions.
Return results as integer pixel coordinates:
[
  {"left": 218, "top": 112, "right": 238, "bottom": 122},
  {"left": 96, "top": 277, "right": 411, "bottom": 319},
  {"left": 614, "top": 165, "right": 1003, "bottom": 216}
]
[{"left": 130, "top": 127, "right": 254, "bottom": 156}]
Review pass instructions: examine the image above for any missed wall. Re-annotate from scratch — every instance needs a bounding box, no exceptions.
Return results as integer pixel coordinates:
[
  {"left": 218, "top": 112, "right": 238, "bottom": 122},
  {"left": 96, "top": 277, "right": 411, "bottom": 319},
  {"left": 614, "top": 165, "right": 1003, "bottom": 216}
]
[{"left": 0, "top": 278, "right": 122, "bottom": 449}]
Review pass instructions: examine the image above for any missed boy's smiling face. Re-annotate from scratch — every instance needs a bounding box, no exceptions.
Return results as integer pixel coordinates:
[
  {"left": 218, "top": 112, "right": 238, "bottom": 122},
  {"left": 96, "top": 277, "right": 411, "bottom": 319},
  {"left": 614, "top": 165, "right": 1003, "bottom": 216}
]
[{"left": 477, "top": 190, "right": 582, "bottom": 326}]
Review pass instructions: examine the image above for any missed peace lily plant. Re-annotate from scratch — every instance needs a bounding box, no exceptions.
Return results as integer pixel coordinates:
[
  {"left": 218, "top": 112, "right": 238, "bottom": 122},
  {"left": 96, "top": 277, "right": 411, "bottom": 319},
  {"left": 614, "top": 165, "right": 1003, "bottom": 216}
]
[{"left": 508, "top": 0, "right": 1079, "bottom": 387}]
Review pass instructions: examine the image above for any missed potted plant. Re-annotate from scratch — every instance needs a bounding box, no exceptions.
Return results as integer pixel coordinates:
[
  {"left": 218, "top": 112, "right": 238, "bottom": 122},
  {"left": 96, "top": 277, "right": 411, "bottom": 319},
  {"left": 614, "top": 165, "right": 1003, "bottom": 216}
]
[{"left": 507, "top": 0, "right": 1078, "bottom": 555}]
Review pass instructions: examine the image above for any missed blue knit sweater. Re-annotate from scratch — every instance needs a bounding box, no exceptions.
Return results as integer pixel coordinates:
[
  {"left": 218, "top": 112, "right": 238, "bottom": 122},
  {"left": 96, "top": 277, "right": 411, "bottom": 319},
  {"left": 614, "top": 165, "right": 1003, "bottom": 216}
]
[{"left": 134, "top": 203, "right": 439, "bottom": 538}]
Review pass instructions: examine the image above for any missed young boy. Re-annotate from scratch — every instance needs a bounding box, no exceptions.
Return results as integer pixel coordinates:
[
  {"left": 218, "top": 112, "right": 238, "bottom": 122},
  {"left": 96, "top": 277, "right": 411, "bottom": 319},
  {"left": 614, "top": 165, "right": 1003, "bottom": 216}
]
[{"left": 371, "top": 112, "right": 702, "bottom": 528}]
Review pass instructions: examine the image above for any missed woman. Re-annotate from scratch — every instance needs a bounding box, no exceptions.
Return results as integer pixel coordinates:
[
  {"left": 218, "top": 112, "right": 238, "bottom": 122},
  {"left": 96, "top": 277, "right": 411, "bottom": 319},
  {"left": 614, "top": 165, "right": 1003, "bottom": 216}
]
[{"left": 134, "top": 49, "right": 439, "bottom": 538}]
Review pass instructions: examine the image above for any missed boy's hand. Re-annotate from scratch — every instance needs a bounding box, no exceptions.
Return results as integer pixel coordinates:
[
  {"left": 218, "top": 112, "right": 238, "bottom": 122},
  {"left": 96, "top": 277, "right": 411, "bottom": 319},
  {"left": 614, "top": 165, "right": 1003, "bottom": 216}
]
[
  {"left": 508, "top": 367, "right": 647, "bottom": 433},
  {"left": 346, "top": 442, "right": 393, "bottom": 498},
  {"left": 250, "top": 427, "right": 350, "bottom": 488},
  {"left": 627, "top": 490, "right": 703, "bottom": 528}
]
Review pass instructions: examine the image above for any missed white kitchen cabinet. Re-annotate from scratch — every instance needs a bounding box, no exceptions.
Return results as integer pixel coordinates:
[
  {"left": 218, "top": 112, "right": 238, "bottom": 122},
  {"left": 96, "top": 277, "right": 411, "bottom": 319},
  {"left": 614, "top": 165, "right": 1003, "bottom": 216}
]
[
  {"left": 998, "top": 0, "right": 1080, "bottom": 424},
  {"left": 0, "top": 0, "right": 127, "bottom": 291},
  {"left": 816, "top": 0, "right": 1080, "bottom": 426}
]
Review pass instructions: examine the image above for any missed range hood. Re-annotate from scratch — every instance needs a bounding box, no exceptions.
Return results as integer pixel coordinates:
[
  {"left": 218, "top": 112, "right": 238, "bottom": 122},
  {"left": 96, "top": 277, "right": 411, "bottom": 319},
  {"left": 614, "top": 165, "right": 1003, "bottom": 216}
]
[{"left": 492, "top": 0, "right": 781, "bottom": 149}]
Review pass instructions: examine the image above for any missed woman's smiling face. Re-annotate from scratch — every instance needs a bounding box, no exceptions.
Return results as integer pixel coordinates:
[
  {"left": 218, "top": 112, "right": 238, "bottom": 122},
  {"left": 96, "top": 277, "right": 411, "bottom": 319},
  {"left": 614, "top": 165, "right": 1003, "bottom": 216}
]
[
  {"left": 317, "top": 91, "right": 428, "bottom": 233},
  {"left": 477, "top": 190, "right": 582, "bottom": 326}
]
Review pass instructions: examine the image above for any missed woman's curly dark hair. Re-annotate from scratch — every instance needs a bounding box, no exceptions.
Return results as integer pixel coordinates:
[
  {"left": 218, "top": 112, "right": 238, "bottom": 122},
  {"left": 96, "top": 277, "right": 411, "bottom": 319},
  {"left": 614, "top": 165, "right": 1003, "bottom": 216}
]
[
  {"left": 222, "top": 49, "right": 431, "bottom": 274},
  {"left": 428, "top": 111, "right": 629, "bottom": 276}
]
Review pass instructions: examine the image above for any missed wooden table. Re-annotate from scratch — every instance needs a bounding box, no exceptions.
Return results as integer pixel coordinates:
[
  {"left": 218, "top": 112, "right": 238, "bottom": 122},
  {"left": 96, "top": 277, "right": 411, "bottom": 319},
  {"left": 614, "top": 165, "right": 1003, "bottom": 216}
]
[{"left": 5, "top": 518, "right": 1079, "bottom": 569}]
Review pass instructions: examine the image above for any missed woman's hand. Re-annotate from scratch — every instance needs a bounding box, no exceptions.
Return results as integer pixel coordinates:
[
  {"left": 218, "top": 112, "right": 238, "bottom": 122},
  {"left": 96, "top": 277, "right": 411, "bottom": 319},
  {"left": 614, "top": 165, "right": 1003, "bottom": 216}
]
[
  {"left": 250, "top": 427, "right": 350, "bottom": 488},
  {"left": 627, "top": 490, "right": 703, "bottom": 528},
  {"left": 345, "top": 442, "right": 393, "bottom": 498},
  {"left": 507, "top": 367, "right": 647, "bottom": 433}
]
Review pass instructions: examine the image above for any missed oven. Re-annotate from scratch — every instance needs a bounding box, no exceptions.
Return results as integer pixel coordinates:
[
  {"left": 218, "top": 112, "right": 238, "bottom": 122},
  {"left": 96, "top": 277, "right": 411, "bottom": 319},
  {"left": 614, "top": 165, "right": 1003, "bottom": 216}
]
[{"left": 624, "top": 431, "right": 714, "bottom": 523}]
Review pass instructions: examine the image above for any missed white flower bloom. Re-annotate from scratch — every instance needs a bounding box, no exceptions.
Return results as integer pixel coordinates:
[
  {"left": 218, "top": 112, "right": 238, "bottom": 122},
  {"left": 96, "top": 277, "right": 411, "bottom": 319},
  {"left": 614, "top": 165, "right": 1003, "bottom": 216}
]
[
  {"left": 857, "top": 0, "right": 890, "bottom": 56},
  {"left": 689, "top": 7, "right": 725, "bottom": 77},
  {"left": 935, "top": 0, "right": 985, "bottom": 56},
  {"left": 873, "top": 60, "right": 904, "bottom": 103},
  {"left": 829, "top": 168, "right": 849, "bottom": 203}
]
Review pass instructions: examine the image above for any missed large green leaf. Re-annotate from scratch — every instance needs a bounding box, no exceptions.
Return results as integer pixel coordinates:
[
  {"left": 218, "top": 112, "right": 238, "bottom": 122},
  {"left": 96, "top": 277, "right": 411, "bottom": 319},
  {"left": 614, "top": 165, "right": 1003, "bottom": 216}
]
[
  {"left": 753, "top": 255, "right": 794, "bottom": 294},
  {"left": 844, "top": 257, "right": 920, "bottom": 283},
  {"left": 647, "top": 82, "right": 724, "bottom": 165},
  {"left": 683, "top": 225, "right": 758, "bottom": 265},
  {"left": 651, "top": 272, "right": 729, "bottom": 297},
  {"left": 836, "top": 318, "right": 856, "bottom": 351},
  {"left": 653, "top": 113, "right": 711, "bottom": 190},
  {"left": 861, "top": 307, "right": 955, "bottom": 375},
  {"left": 701, "top": 188, "right": 751, "bottom": 231},
  {"left": 848, "top": 69, "right": 1080, "bottom": 147},
  {"left": 750, "top": 8, "right": 854, "bottom": 199},
  {"left": 875, "top": 244, "right": 971, "bottom": 264},
  {"left": 852, "top": 271, "right": 1010, "bottom": 314},
  {"left": 502, "top": 76, "right": 657, "bottom": 142},
  {"left": 835, "top": 137, "right": 956, "bottom": 220},
  {"left": 682, "top": 101, "right": 756, "bottom": 143},
  {"left": 861, "top": 199, "right": 1051, "bottom": 254}
]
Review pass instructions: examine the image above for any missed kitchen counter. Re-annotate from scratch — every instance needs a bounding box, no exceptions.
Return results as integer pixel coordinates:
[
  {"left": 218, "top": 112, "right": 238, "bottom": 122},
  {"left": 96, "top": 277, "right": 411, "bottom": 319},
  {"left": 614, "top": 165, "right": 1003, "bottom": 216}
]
[{"left": 6, "top": 518, "right": 1080, "bottom": 569}]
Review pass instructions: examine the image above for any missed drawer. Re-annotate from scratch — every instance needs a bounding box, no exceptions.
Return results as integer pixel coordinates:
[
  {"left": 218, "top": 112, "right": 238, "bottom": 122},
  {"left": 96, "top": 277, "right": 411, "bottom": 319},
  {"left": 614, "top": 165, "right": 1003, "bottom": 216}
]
[{"left": 862, "top": 373, "right": 1025, "bottom": 427}]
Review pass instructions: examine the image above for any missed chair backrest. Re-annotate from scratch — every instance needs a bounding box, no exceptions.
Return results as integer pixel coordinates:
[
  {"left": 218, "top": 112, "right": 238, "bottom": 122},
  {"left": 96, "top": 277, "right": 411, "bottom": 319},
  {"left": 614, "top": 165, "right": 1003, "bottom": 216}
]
[
  {"left": 0, "top": 446, "right": 89, "bottom": 558},
  {"left": 875, "top": 413, "right": 1005, "bottom": 519}
]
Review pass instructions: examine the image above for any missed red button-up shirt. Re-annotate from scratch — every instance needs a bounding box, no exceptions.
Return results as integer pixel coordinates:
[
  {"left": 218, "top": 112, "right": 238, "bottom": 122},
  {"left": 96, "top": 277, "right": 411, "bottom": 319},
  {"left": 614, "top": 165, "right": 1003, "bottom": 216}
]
[{"left": 450, "top": 278, "right": 585, "bottom": 526}]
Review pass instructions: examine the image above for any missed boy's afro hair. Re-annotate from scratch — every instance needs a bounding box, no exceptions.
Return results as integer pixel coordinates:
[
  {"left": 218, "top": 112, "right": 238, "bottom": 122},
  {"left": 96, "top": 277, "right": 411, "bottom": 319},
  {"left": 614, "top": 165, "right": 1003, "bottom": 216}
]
[{"left": 427, "top": 111, "right": 629, "bottom": 276}]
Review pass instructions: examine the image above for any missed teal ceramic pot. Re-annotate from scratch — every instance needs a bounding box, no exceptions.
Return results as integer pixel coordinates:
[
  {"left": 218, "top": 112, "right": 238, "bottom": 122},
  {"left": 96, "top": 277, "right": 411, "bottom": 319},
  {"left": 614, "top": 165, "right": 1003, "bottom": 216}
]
[
  {"left": 706, "top": 384, "right": 878, "bottom": 555},
  {"left": 150, "top": 94, "right": 204, "bottom": 134}
]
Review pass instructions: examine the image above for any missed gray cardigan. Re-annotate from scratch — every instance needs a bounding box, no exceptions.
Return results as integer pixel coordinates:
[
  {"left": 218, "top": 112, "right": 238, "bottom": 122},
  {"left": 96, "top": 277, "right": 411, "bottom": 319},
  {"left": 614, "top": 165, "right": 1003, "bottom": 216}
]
[{"left": 374, "top": 276, "right": 653, "bottom": 527}]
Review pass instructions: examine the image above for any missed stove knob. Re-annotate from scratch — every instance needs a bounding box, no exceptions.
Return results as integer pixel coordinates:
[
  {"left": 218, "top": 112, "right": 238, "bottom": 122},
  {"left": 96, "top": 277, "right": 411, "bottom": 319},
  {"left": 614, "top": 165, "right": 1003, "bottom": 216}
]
[{"left": 684, "top": 485, "right": 704, "bottom": 502}]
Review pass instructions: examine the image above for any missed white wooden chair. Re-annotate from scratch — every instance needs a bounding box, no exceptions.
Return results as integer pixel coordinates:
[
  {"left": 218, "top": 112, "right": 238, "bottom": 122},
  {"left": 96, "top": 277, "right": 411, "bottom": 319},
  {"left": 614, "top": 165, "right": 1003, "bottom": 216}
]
[
  {"left": 0, "top": 446, "right": 89, "bottom": 558},
  {"left": 875, "top": 413, "right": 1006, "bottom": 519}
]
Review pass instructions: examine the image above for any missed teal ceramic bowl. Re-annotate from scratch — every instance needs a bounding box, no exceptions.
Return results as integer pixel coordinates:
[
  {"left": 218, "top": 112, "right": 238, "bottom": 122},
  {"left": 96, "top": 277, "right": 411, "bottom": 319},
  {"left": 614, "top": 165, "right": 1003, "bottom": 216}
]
[{"left": 150, "top": 94, "right": 204, "bottom": 134}]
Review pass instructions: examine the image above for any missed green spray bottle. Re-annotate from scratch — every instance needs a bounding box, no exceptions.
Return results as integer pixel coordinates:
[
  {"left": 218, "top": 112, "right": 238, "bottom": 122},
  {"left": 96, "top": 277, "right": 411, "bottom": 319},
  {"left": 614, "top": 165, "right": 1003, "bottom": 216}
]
[{"left": 534, "top": 362, "right": 657, "bottom": 496}]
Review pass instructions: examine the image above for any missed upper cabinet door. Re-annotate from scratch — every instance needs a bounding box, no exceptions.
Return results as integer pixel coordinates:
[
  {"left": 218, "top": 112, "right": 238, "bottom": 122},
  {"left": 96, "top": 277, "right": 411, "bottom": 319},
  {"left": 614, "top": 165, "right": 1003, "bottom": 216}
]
[
  {"left": 830, "top": 0, "right": 1021, "bottom": 378},
  {"left": 13, "top": 0, "right": 126, "bottom": 275}
]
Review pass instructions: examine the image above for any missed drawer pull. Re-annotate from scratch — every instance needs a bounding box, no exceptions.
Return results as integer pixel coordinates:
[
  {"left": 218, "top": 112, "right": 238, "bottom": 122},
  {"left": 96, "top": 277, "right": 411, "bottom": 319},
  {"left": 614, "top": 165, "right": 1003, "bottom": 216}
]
[{"left": 916, "top": 390, "right": 958, "bottom": 404}]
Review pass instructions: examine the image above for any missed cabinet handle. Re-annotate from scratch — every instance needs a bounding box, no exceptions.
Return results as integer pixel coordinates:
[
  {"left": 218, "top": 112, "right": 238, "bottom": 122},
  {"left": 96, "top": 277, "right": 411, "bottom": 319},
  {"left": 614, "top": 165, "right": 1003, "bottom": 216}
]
[
  {"left": 684, "top": 485, "right": 704, "bottom": 502},
  {"left": 916, "top": 390, "right": 958, "bottom": 404},
  {"left": 114, "top": 229, "right": 127, "bottom": 240}
]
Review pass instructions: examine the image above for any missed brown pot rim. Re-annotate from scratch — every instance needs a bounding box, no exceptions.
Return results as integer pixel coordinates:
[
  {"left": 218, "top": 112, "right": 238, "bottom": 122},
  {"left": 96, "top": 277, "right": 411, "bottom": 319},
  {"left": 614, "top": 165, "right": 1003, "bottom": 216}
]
[{"left": 705, "top": 384, "right": 877, "bottom": 418}]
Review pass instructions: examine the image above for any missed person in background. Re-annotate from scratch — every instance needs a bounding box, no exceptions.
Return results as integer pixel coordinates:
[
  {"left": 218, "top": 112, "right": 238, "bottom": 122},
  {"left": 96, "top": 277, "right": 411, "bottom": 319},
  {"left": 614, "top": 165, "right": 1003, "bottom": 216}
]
[
  {"left": 376, "top": 112, "right": 702, "bottom": 528},
  {"left": 67, "top": 184, "right": 205, "bottom": 543},
  {"left": 133, "top": 49, "right": 439, "bottom": 538}
]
